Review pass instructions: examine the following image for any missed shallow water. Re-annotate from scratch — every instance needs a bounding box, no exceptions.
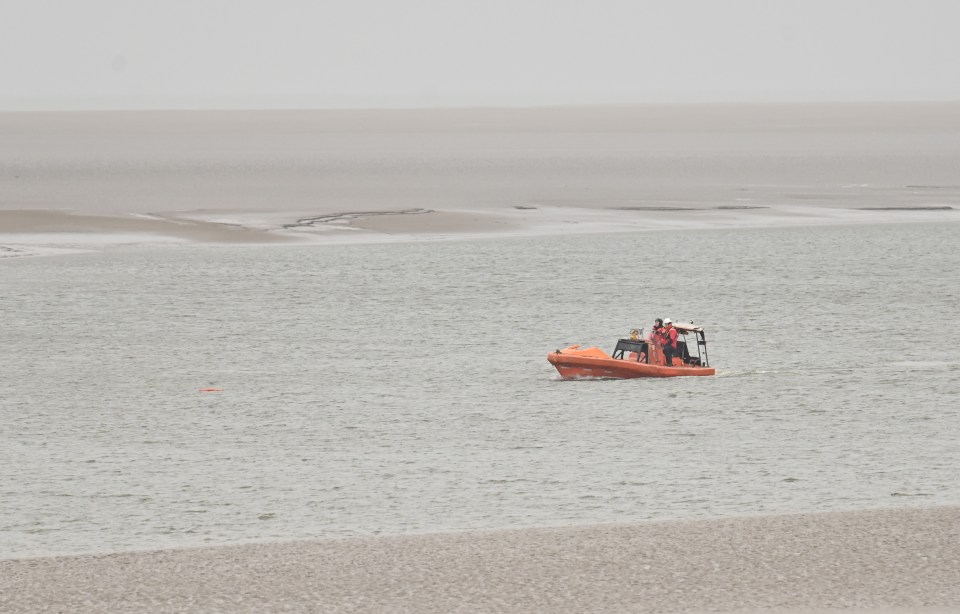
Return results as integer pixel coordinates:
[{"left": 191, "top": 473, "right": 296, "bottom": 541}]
[{"left": 2, "top": 222, "right": 959, "bottom": 557}]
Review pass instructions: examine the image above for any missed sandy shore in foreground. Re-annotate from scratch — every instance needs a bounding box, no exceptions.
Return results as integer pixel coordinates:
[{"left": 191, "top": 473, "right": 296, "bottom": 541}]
[{"left": 3, "top": 506, "right": 959, "bottom": 613}]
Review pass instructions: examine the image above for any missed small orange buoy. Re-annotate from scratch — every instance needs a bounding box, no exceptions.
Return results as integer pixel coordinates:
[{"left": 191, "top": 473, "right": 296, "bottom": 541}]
[{"left": 199, "top": 387, "right": 223, "bottom": 392}]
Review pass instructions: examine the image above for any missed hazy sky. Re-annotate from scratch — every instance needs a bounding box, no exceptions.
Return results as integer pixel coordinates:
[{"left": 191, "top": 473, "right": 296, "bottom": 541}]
[{"left": 2, "top": 0, "right": 959, "bottom": 111}]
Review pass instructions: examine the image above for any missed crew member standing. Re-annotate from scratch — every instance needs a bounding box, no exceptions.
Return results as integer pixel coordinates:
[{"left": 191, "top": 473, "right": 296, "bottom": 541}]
[
  {"left": 661, "top": 318, "right": 678, "bottom": 366},
  {"left": 649, "top": 318, "right": 664, "bottom": 344}
]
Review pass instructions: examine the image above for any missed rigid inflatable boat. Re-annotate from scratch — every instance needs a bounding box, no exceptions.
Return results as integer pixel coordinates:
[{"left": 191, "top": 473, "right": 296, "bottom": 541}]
[{"left": 548, "top": 323, "right": 715, "bottom": 379}]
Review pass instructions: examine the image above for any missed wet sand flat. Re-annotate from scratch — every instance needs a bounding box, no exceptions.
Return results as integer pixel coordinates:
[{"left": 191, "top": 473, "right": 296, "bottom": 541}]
[
  {"left": 3, "top": 506, "right": 959, "bottom": 613},
  {"left": 2, "top": 103, "right": 959, "bottom": 253}
]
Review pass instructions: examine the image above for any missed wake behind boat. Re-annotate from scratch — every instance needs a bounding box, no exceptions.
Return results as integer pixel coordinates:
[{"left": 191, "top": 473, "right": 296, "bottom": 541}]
[{"left": 548, "top": 322, "right": 716, "bottom": 379}]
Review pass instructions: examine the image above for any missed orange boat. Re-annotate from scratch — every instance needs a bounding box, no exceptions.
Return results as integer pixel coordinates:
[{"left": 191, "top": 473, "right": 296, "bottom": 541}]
[{"left": 548, "top": 323, "right": 716, "bottom": 379}]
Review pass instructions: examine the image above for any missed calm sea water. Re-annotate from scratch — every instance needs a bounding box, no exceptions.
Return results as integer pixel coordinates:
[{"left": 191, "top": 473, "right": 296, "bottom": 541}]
[{"left": 2, "top": 222, "right": 959, "bottom": 558}]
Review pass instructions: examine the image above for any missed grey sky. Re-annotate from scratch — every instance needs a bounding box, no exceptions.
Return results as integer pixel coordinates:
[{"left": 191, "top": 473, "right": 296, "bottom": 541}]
[{"left": 2, "top": 0, "right": 959, "bottom": 111}]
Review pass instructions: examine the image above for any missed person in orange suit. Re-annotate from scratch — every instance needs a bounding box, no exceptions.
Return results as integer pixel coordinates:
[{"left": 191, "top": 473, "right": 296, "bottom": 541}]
[
  {"left": 648, "top": 318, "right": 664, "bottom": 344},
  {"left": 661, "top": 318, "right": 679, "bottom": 366}
]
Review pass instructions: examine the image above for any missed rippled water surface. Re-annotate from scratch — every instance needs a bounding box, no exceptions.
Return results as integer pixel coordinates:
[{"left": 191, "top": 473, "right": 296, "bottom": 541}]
[{"left": 2, "top": 222, "right": 959, "bottom": 557}]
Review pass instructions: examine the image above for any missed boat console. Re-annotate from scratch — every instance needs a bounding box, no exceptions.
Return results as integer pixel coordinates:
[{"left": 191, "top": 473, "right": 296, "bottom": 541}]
[{"left": 612, "top": 338, "right": 649, "bottom": 362}]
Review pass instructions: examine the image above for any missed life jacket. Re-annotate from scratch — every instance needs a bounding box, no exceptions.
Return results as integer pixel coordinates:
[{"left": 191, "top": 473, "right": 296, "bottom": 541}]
[{"left": 663, "top": 326, "right": 678, "bottom": 349}]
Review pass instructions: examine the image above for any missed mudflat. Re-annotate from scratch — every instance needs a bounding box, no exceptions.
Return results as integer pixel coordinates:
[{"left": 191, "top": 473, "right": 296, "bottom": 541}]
[{"left": 2, "top": 103, "right": 959, "bottom": 253}]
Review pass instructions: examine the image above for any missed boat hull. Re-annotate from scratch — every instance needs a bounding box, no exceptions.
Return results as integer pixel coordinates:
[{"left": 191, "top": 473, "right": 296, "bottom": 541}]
[{"left": 547, "top": 346, "right": 715, "bottom": 379}]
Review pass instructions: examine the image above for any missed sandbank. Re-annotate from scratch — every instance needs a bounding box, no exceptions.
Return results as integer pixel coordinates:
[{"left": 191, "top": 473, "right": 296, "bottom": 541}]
[
  {"left": 2, "top": 103, "right": 959, "bottom": 256},
  {"left": 2, "top": 505, "right": 958, "bottom": 613}
]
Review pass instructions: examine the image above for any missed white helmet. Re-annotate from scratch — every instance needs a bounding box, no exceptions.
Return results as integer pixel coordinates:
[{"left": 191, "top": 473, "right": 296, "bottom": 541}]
[{"left": 663, "top": 318, "right": 672, "bottom": 325}]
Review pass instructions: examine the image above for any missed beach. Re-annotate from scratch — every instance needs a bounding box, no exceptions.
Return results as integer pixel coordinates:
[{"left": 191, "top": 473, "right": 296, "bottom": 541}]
[
  {"left": 3, "top": 506, "right": 959, "bottom": 613},
  {"left": 3, "top": 103, "right": 960, "bottom": 613}
]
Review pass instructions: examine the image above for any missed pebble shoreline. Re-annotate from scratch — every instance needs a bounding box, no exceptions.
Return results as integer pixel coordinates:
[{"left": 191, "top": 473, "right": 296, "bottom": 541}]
[{"left": 3, "top": 506, "right": 959, "bottom": 613}]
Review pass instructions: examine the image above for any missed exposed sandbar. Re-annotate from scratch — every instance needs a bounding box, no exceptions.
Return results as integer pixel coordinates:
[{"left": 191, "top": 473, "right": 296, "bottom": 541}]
[{"left": 2, "top": 103, "right": 960, "bottom": 254}]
